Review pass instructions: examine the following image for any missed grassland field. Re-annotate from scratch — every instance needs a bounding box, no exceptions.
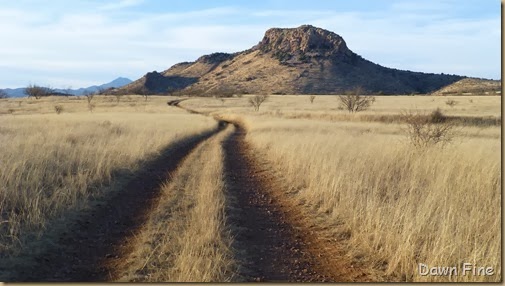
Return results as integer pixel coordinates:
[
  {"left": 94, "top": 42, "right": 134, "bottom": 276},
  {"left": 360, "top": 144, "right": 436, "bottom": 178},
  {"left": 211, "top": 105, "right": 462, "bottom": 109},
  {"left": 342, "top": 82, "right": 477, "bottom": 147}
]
[{"left": 0, "top": 94, "right": 500, "bottom": 282}]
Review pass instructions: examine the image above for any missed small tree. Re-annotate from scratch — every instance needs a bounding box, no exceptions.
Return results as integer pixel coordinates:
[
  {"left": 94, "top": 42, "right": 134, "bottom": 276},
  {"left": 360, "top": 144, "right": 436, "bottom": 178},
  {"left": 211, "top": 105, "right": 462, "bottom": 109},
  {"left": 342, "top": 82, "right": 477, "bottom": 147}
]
[
  {"left": 249, "top": 94, "right": 268, "bottom": 111},
  {"left": 309, "top": 95, "right": 316, "bottom": 104},
  {"left": 25, "top": 84, "right": 51, "bottom": 99},
  {"left": 84, "top": 90, "right": 95, "bottom": 103},
  {"left": 0, "top": 90, "right": 8, "bottom": 99},
  {"left": 338, "top": 87, "right": 375, "bottom": 113},
  {"left": 84, "top": 91, "right": 96, "bottom": 112}
]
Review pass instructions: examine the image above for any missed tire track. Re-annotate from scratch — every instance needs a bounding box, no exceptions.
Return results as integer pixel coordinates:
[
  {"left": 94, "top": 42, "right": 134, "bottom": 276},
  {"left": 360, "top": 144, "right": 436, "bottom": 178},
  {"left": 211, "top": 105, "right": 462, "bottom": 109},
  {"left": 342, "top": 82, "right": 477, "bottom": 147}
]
[
  {"left": 222, "top": 124, "right": 332, "bottom": 282},
  {"left": 223, "top": 126, "right": 371, "bottom": 282},
  {"left": 10, "top": 120, "right": 228, "bottom": 282},
  {"left": 172, "top": 99, "right": 338, "bottom": 282}
]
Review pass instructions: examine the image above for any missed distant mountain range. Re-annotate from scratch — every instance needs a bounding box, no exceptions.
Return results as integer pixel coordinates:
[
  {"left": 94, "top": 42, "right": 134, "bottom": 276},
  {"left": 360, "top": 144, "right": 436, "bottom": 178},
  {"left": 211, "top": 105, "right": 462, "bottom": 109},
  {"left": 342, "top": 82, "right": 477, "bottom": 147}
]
[
  {"left": 117, "top": 25, "right": 472, "bottom": 96},
  {"left": 1, "top": 77, "right": 132, "bottom": 97}
]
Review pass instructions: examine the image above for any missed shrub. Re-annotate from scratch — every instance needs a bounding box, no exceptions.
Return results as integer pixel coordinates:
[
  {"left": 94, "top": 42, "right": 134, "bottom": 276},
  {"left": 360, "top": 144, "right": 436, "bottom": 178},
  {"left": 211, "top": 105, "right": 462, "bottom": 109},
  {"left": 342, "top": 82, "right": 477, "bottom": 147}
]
[
  {"left": 402, "top": 109, "right": 455, "bottom": 148},
  {"left": 54, "top": 105, "right": 64, "bottom": 114},
  {"left": 249, "top": 94, "right": 268, "bottom": 111},
  {"left": 445, "top": 99, "right": 458, "bottom": 108},
  {"left": 429, "top": 108, "right": 446, "bottom": 123},
  {"left": 338, "top": 87, "right": 375, "bottom": 113}
]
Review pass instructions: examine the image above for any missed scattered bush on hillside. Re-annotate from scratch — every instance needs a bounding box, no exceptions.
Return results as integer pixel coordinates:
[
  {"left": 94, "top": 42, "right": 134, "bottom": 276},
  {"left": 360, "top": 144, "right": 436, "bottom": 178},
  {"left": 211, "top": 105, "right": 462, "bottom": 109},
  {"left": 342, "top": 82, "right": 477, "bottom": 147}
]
[{"left": 338, "top": 86, "right": 375, "bottom": 113}]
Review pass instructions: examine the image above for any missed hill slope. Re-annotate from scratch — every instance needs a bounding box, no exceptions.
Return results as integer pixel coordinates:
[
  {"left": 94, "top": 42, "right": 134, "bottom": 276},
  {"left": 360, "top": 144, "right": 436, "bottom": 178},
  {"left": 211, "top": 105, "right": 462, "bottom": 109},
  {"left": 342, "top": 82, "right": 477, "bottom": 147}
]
[
  {"left": 119, "top": 25, "right": 466, "bottom": 95},
  {"left": 431, "top": 78, "right": 501, "bottom": 95}
]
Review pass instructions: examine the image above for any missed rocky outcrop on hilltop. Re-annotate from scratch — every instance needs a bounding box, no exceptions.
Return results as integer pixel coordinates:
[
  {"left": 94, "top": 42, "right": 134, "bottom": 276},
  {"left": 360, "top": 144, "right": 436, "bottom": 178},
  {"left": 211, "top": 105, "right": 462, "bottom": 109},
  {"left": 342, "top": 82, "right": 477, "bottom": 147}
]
[{"left": 255, "top": 25, "right": 353, "bottom": 59}]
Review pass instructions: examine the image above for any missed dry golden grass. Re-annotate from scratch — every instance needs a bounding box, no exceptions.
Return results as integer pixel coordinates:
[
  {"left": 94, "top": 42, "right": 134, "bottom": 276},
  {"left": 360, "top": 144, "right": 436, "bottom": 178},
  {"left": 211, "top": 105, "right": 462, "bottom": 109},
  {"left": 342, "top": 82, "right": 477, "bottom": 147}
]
[
  {"left": 182, "top": 94, "right": 500, "bottom": 118},
  {"left": 0, "top": 96, "right": 216, "bottom": 261},
  {"left": 117, "top": 125, "right": 236, "bottom": 282},
  {"left": 0, "top": 94, "right": 180, "bottom": 115},
  {"left": 183, "top": 95, "right": 501, "bottom": 282},
  {"left": 244, "top": 119, "right": 500, "bottom": 282},
  {"left": 0, "top": 93, "right": 500, "bottom": 282}
]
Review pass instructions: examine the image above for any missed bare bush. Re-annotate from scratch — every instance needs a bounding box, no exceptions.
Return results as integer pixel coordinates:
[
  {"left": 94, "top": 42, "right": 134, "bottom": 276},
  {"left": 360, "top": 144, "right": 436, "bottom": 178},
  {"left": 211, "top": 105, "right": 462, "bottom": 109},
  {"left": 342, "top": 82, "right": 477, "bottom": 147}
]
[
  {"left": 84, "top": 91, "right": 96, "bottom": 112},
  {"left": 338, "top": 87, "right": 375, "bottom": 113},
  {"left": 249, "top": 94, "right": 268, "bottom": 111},
  {"left": 402, "top": 108, "right": 455, "bottom": 148},
  {"left": 115, "top": 94, "right": 123, "bottom": 103},
  {"left": 445, "top": 99, "right": 458, "bottom": 108},
  {"left": 0, "top": 89, "right": 8, "bottom": 99},
  {"left": 309, "top": 95, "right": 316, "bottom": 104},
  {"left": 84, "top": 91, "right": 95, "bottom": 104},
  {"left": 25, "top": 85, "right": 52, "bottom": 99},
  {"left": 54, "top": 105, "right": 64, "bottom": 114}
]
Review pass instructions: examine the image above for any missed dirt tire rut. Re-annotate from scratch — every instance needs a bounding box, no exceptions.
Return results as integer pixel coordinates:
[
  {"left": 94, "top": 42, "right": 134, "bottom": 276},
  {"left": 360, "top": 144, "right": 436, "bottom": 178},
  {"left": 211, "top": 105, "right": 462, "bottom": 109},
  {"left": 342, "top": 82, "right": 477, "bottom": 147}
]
[
  {"left": 10, "top": 124, "right": 227, "bottom": 282},
  {"left": 223, "top": 124, "right": 334, "bottom": 282}
]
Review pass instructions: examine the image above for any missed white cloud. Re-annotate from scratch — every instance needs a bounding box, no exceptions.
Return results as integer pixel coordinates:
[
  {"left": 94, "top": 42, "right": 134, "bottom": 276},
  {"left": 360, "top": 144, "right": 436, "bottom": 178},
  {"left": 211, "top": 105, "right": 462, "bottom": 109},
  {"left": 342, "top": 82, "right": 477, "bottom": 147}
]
[{"left": 99, "top": 0, "right": 144, "bottom": 11}]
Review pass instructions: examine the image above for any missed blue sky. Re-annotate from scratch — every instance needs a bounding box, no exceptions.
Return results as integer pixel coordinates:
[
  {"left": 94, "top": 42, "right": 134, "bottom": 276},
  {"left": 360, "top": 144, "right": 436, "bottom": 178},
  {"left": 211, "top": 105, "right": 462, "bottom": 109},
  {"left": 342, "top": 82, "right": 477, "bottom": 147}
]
[{"left": 0, "top": 0, "right": 500, "bottom": 88}]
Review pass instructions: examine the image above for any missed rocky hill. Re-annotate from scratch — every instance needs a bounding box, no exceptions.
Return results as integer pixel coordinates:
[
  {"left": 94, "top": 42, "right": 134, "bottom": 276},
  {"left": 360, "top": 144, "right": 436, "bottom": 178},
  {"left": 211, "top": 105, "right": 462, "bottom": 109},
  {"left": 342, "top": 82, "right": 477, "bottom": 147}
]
[
  {"left": 119, "top": 25, "right": 466, "bottom": 95},
  {"left": 431, "top": 78, "right": 501, "bottom": 95}
]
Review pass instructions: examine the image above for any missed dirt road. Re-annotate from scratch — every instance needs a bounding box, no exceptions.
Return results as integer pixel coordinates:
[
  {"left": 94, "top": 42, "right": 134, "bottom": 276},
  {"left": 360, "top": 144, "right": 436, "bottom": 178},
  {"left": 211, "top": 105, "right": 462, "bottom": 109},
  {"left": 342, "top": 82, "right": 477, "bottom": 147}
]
[{"left": 9, "top": 99, "right": 366, "bottom": 282}]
